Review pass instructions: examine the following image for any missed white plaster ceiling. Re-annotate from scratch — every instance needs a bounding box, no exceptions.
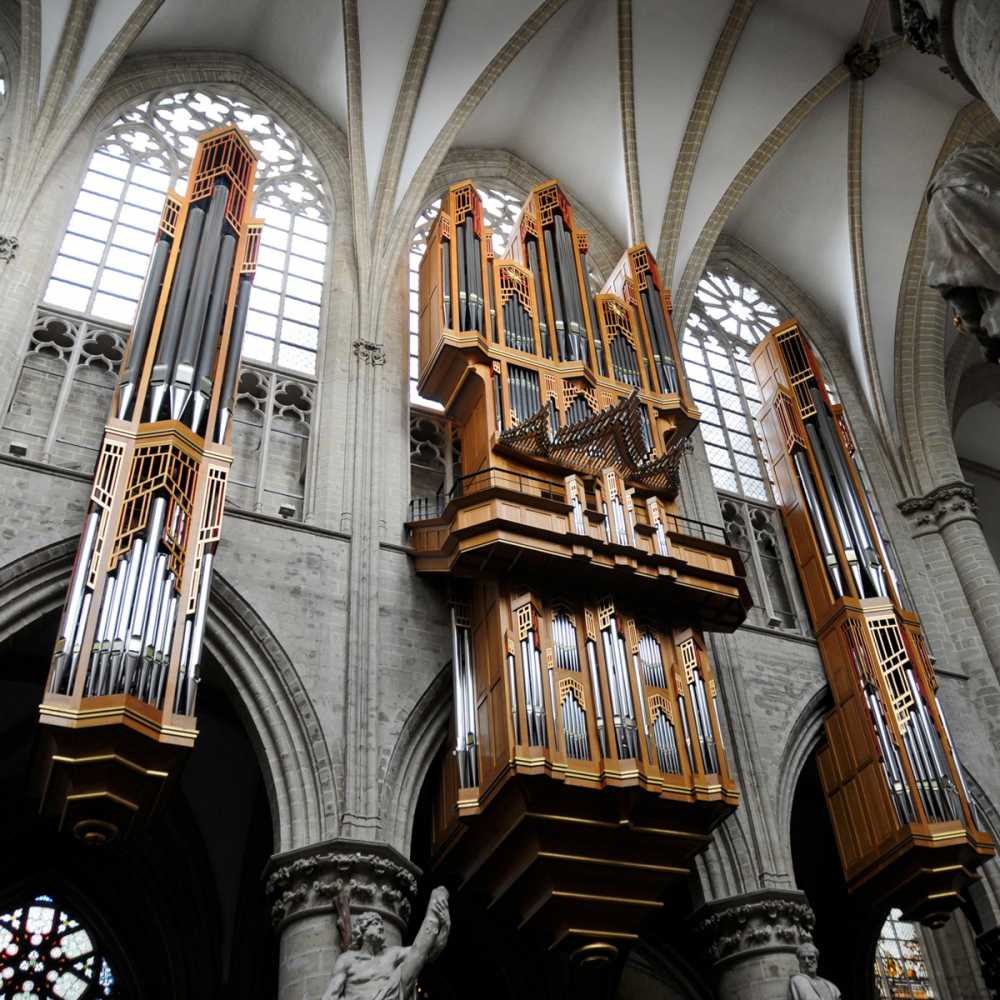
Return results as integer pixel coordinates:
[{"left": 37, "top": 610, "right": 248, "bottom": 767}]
[{"left": 39, "top": 0, "right": 981, "bottom": 420}]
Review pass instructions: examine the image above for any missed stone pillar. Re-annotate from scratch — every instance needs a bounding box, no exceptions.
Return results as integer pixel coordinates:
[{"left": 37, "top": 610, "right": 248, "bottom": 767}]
[
  {"left": 892, "top": 0, "right": 1000, "bottom": 122},
  {"left": 264, "top": 838, "right": 420, "bottom": 1000},
  {"left": 900, "top": 481, "right": 1000, "bottom": 685},
  {"left": 692, "top": 890, "right": 815, "bottom": 1000}
]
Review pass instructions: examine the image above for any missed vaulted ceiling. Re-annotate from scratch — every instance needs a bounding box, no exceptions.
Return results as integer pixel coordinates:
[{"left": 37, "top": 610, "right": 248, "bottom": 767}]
[{"left": 25, "top": 0, "right": 983, "bottom": 433}]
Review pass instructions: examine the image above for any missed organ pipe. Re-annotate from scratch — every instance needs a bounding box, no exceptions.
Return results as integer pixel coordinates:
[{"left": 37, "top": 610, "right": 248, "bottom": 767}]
[
  {"left": 37, "top": 126, "right": 262, "bottom": 845},
  {"left": 752, "top": 319, "right": 994, "bottom": 924},
  {"left": 414, "top": 178, "right": 746, "bottom": 961}
]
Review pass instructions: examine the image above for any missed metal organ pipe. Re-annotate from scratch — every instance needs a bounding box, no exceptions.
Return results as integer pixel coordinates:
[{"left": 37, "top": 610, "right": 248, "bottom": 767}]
[
  {"left": 526, "top": 240, "right": 551, "bottom": 358},
  {"left": 579, "top": 249, "right": 604, "bottom": 375},
  {"left": 171, "top": 551, "right": 210, "bottom": 715},
  {"left": 119, "top": 497, "right": 167, "bottom": 693},
  {"left": 450, "top": 608, "right": 477, "bottom": 787},
  {"left": 441, "top": 238, "right": 452, "bottom": 329},
  {"left": 51, "top": 510, "right": 100, "bottom": 693},
  {"left": 543, "top": 228, "right": 567, "bottom": 359},
  {"left": 792, "top": 449, "right": 845, "bottom": 597},
  {"left": 190, "top": 231, "right": 238, "bottom": 435},
  {"left": 652, "top": 712, "right": 681, "bottom": 773},
  {"left": 118, "top": 235, "right": 171, "bottom": 420},
  {"left": 150, "top": 202, "right": 206, "bottom": 421},
  {"left": 809, "top": 390, "right": 887, "bottom": 599},
  {"left": 585, "top": 640, "right": 608, "bottom": 757},
  {"left": 63, "top": 591, "right": 92, "bottom": 697},
  {"left": 171, "top": 180, "right": 230, "bottom": 422},
  {"left": 641, "top": 286, "right": 679, "bottom": 394},
  {"left": 553, "top": 215, "right": 585, "bottom": 362},
  {"left": 216, "top": 274, "right": 253, "bottom": 443}
]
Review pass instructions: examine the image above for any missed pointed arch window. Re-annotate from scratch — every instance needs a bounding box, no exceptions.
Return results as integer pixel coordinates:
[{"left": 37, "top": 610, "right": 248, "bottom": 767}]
[
  {"left": 43, "top": 88, "right": 331, "bottom": 376},
  {"left": 0, "top": 893, "right": 117, "bottom": 997},
  {"left": 874, "top": 907, "right": 936, "bottom": 998},
  {"left": 684, "top": 266, "right": 803, "bottom": 632}
]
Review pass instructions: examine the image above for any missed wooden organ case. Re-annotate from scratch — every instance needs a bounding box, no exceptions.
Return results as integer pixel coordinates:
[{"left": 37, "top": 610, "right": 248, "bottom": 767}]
[
  {"left": 752, "top": 320, "right": 994, "bottom": 926},
  {"left": 35, "top": 126, "right": 262, "bottom": 844},
  {"left": 409, "top": 180, "right": 753, "bottom": 963}
]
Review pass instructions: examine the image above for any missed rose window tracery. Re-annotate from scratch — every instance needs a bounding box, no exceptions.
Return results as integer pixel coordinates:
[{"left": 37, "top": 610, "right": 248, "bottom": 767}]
[{"left": 0, "top": 895, "right": 116, "bottom": 999}]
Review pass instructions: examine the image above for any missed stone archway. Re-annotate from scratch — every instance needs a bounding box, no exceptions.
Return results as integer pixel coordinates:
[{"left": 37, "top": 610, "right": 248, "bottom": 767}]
[{"left": 0, "top": 536, "right": 336, "bottom": 852}]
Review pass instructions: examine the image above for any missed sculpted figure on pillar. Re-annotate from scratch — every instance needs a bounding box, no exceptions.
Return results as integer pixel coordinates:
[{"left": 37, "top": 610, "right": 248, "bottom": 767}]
[
  {"left": 926, "top": 144, "right": 1000, "bottom": 362},
  {"left": 322, "top": 886, "right": 450, "bottom": 1000},
  {"left": 788, "top": 942, "right": 842, "bottom": 1000}
]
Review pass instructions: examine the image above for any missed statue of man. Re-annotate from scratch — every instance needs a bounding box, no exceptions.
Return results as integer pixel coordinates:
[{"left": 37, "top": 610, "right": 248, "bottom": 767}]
[
  {"left": 926, "top": 144, "right": 1000, "bottom": 361},
  {"left": 788, "top": 942, "right": 842, "bottom": 1000},
  {"left": 322, "top": 886, "right": 451, "bottom": 1000}
]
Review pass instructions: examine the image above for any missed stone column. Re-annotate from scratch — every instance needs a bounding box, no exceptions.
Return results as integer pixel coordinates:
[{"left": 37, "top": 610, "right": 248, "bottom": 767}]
[
  {"left": 892, "top": 0, "right": 1000, "bottom": 122},
  {"left": 900, "top": 481, "right": 1000, "bottom": 686},
  {"left": 692, "top": 890, "right": 815, "bottom": 1000},
  {"left": 264, "top": 838, "right": 420, "bottom": 1000}
]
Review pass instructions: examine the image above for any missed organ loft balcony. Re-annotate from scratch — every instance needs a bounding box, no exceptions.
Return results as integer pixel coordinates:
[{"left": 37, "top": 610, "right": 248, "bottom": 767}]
[
  {"left": 408, "top": 465, "right": 750, "bottom": 633},
  {"left": 408, "top": 180, "right": 753, "bottom": 960}
]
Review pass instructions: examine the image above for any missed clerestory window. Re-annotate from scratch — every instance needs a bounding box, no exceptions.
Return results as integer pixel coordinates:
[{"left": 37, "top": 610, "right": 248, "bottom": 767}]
[
  {"left": 43, "top": 88, "right": 331, "bottom": 376},
  {"left": 684, "top": 266, "right": 802, "bottom": 631}
]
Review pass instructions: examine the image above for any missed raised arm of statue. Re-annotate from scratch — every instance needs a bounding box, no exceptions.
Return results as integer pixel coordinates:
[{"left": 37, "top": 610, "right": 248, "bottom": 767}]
[{"left": 399, "top": 886, "right": 451, "bottom": 992}]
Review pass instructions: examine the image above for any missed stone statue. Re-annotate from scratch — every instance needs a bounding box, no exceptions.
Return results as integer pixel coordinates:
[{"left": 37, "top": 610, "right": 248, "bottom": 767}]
[
  {"left": 322, "top": 886, "right": 451, "bottom": 1000},
  {"left": 926, "top": 144, "right": 1000, "bottom": 362},
  {"left": 788, "top": 942, "right": 842, "bottom": 1000}
]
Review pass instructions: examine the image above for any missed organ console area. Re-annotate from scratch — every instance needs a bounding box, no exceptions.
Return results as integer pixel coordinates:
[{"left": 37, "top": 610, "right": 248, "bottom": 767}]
[
  {"left": 752, "top": 320, "right": 994, "bottom": 926},
  {"left": 35, "top": 126, "right": 261, "bottom": 844},
  {"left": 409, "top": 180, "right": 752, "bottom": 964}
]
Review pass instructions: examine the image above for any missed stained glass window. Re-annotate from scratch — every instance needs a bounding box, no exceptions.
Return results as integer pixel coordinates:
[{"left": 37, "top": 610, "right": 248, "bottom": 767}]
[
  {"left": 43, "top": 88, "right": 331, "bottom": 375},
  {"left": 0, "top": 894, "right": 116, "bottom": 998},
  {"left": 875, "top": 908, "right": 935, "bottom": 999}
]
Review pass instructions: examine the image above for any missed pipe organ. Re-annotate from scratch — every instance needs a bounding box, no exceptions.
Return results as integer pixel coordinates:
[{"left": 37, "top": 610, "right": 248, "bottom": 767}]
[
  {"left": 752, "top": 320, "right": 994, "bottom": 926},
  {"left": 410, "top": 180, "right": 752, "bottom": 962},
  {"left": 36, "top": 126, "right": 261, "bottom": 844}
]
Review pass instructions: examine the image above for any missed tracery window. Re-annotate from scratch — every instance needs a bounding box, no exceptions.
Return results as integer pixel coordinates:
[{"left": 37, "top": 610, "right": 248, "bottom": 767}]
[
  {"left": 684, "top": 267, "right": 802, "bottom": 630},
  {"left": 0, "top": 893, "right": 116, "bottom": 998},
  {"left": 683, "top": 268, "right": 782, "bottom": 502},
  {"left": 874, "top": 908, "right": 935, "bottom": 998},
  {"left": 43, "top": 88, "right": 331, "bottom": 375}
]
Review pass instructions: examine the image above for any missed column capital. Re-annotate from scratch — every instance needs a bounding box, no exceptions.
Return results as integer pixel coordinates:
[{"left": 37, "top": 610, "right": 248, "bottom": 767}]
[
  {"left": 899, "top": 479, "right": 978, "bottom": 533},
  {"left": 691, "top": 889, "right": 815, "bottom": 969},
  {"left": 264, "top": 837, "right": 421, "bottom": 934}
]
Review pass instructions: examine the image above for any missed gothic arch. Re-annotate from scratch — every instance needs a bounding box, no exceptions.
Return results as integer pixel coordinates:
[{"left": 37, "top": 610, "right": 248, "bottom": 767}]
[
  {"left": 0, "top": 537, "right": 336, "bottom": 853},
  {"left": 378, "top": 664, "right": 451, "bottom": 855},
  {"left": 774, "top": 685, "right": 831, "bottom": 874},
  {"left": 84, "top": 50, "right": 349, "bottom": 216}
]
